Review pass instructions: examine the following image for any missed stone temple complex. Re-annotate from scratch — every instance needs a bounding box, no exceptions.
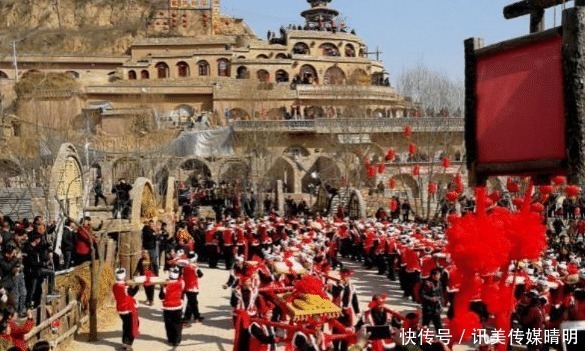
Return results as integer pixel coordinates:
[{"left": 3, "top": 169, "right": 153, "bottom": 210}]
[{"left": 0, "top": 0, "right": 467, "bottom": 224}]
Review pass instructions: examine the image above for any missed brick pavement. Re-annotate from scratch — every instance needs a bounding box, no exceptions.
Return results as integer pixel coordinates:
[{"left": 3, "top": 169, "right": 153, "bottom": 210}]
[{"left": 67, "top": 259, "right": 472, "bottom": 351}]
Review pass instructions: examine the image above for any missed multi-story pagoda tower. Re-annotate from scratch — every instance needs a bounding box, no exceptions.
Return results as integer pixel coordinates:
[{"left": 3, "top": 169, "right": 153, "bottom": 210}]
[{"left": 301, "top": 0, "right": 340, "bottom": 30}]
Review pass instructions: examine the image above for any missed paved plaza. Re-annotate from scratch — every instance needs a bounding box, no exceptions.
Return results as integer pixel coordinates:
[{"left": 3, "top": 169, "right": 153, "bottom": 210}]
[{"left": 67, "top": 260, "right": 448, "bottom": 351}]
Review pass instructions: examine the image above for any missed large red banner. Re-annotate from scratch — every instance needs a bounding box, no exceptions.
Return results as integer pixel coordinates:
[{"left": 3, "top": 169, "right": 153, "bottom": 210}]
[{"left": 476, "top": 36, "right": 565, "bottom": 164}]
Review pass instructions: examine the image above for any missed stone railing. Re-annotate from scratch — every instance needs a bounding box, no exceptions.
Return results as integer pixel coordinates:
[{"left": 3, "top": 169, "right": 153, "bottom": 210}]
[
  {"left": 229, "top": 117, "right": 464, "bottom": 133},
  {"left": 295, "top": 85, "right": 398, "bottom": 101},
  {"left": 229, "top": 119, "right": 316, "bottom": 132}
]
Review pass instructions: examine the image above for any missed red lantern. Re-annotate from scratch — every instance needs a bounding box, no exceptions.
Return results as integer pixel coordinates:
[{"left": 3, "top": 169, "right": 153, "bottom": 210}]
[
  {"left": 389, "top": 199, "right": 398, "bottom": 212},
  {"left": 404, "top": 125, "right": 412, "bottom": 138},
  {"left": 442, "top": 157, "right": 451, "bottom": 169},
  {"left": 386, "top": 149, "right": 395, "bottom": 161},
  {"left": 552, "top": 175, "right": 567, "bottom": 185},
  {"left": 539, "top": 185, "right": 553, "bottom": 195},
  {"left": 506, "top": 178, "right": 520, "bottom": 193},
  {"left": 428, "top": 182, "right": 438, "bottom": 195},
  {"left": 377, "top": 163, "right": 386, "bottom": 174},
  {"left": 389, "top": 178, "right": 396, "bottom": 189},
  {"left": 488, "top": 191, "right": 501, "bottom": 203},
  {"left": 446, "top": 191, "right": 459, "bottom": 202},
  {"left": 367, "top": 166, "right": 376, "bottom": 178},
  {"left": 531, "top": 202, "right": 545, "bottom": 213},
  {"left": 412, "top": 165, "right": 420, "bottom": 176},
  {"left": 566, "top": 185, "right": 581, "bottom": 198},
  {"left": 512, "top": 197, "right": 524, "bottom": 208},
  {"left": 408, "top": 143, "right": 417, "bottom": 155}
]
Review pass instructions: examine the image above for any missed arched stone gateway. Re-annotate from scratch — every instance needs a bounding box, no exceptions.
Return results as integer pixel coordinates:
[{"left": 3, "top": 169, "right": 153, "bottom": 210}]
[
  {"left": 129, "top": 177, "right": 157, "bottom": 226},
  {"left": 219, "top": 159, "right": 250, "bottom": 186},
  {"left": 389, "top": 174, "right": 421, "bottom": 199},
  {"left": 119, "top": 177, "right": 158, "bottom": 275},
  {"left": 178, "top": 158, "right": 212, "bottom": 187},
  {"left": 112, "top": 157, "right": 143, "bottom": 184},
  {"left": 48, "top": 143, "right": 84, "bottom": 220},
  {"left": 301, "top": 156, "right": 342, "bottom": 192},
  {"left": 263, "top": 157, "right": 296, "bottom": 193},
  {"left": 154, "top": 166, "right": 170, "bottom": 197},
  {"left": 347, "top": 189, "right": 366, "bottom": 220}
]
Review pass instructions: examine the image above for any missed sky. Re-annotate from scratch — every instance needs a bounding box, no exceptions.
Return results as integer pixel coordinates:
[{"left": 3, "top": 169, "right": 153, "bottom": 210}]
[{"left": 220, "top": 0, "right": 571, "bottom": 83}]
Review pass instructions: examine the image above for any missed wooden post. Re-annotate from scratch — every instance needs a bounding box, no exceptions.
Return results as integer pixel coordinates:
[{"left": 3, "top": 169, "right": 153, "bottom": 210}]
[
  {"left": 563, "top": 4, "right": 585, "bottom": 184},
  {"left": 530, "top": 8, "right": 545, "bottom": 32},
  {"left": 464, "top": 37, "right": 485, "bottom": 186}
]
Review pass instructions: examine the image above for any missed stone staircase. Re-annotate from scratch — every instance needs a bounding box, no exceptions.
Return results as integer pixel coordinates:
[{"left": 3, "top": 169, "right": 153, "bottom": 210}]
[
  {"left": 328, "top": 188, "right": 352, "bottom": 214},
  {"left": 84, "top": 205, "right": 134, "bottom": 232}
]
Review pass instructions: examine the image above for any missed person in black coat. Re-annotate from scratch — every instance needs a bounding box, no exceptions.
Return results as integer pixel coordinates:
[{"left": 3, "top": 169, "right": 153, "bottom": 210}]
[
  {"left": 0, "top": 245, "right": 23, "bottom": 313},
  {"left": 22, "top": 233, "right": 57, "bottom": 308},
  {"left": 60, "top": 219, "right": 76, "bottom": 269},
  {"left": 141, "top": 220, "right": 158, "bottom": 274},
  {"left": 112, "top": 178, "right": 133, "bottom": 219}
]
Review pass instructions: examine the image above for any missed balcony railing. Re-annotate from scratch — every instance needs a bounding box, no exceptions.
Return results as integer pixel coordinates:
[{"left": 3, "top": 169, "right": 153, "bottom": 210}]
[
  {"left": 295, "top": 85, "right": 398, "bottom": 100},
  {"left": 229, "top": 117, "right": 464, "bottom": 133}
]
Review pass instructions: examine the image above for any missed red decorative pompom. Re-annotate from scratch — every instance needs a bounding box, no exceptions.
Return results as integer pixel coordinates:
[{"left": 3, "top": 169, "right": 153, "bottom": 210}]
[
  {"left": 539, "top": 185, "right": 553, "bottom": 195},
  {"left": 446, "top": 191, "right": 459, "bottom": 202},
  {"left": 408, "top": 143, "right": 417, "bottom": 155},
  {"left": 512, "top": 197, "right": 524, "bottom": 209},
  {"left": 506, "top": 178, "right": 520, "bottom": 193},
  {"left": 488, "top": 191, "right": 501, "bottom": 203},
  {"left": 552, "top": 175, "right": 567, "bottom": 185},
  {"left": 442, "top": 157, "right": 451, "bottom": 169},
  {"left": 566, "top": 185, "right": 581, "bottom": 197},
  {"left": 530, "top": 202, "right": 545, "bottom": 213}
]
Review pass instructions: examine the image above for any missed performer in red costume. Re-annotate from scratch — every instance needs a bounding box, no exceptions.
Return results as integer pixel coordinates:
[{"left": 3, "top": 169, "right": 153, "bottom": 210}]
[
  {"left": 112, "top": 268, "right": 140, "bottom": 351},
  {"left": 181, "top": 251, "right": 205, "bottom": 326},
  {"left": 160, "top": 267, "right": 185, "bottom": 346}
]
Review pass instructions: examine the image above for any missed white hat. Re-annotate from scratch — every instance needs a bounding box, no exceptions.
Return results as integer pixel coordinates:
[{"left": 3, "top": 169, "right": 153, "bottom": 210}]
[
  {"left": 169, "top": 267, "right": 180, "bottom": 280},
  {"left": 188, "top": 251, "right": 198, "bottom": 264},
  {"left": 115, "top": 268, "right": 126, "bottom": 281}
]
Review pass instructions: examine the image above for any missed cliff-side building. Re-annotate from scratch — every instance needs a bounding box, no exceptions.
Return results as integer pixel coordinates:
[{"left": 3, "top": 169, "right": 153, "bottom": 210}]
[{"left": 0, "top": 0, "right": 465, "bottom": 217}]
